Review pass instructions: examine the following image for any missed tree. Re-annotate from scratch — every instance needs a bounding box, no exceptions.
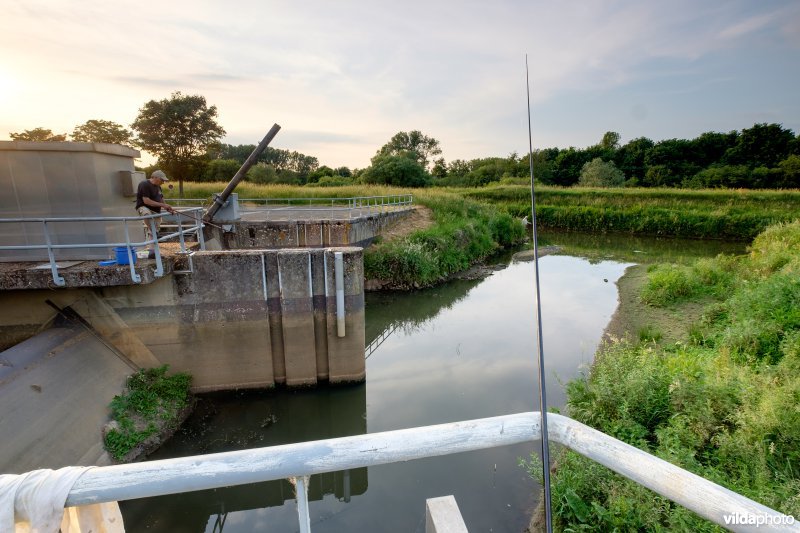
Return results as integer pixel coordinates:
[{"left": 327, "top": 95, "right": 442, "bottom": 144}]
[
  {"left": 644, "top": 139, "right": 699, "bottom": 186},
  {"left": 552, "top": 148, "right": 591, "bottom": 186},
  {"left": 131, "top": 92, "right": 226, "bottom": 196},
  {"left": 362, "top": 152, "right": 430, "bottom": 187},
  {"left": 9, "top": 128, "right": 67, "bottom": 141},
  {"left": 614, "top": 137, "right": 654, "bottom": 182},
  {"left": 71, "top": 119, "right": 133, "bottom": 145},
  {"left": 375, "top": 130, "right": 441, "bottom": 170},
  {"left": 722, "top": 123, "right": 795, "bottom": 168},
  {"left": 431, "top": 157, "right": 447, "bottom": 179},
  {"left": 690, "top": 131, "right": 738, "bottom": 168},
  {"left": 203, "top": 159, "right": 241, "bottom": 182},
  {"left": 578, "top": 158, "right": 625, "bottom": 187},
  {"left": 600, "top": 131, "right": 621, "bottom": 151}
]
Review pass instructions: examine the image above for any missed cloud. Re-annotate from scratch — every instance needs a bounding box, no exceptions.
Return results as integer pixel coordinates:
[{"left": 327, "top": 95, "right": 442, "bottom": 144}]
[{"left": 1, "top": 0, "right": 798, "bottom": 165}]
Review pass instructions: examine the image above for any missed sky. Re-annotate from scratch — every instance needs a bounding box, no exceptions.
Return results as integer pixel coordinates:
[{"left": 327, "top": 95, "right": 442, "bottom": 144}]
[{"left": 1, "top": 0, "right": 798, "bottom": 169}]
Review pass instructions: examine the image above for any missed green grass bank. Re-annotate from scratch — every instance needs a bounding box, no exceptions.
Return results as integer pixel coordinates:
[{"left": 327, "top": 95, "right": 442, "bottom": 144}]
[
  {"left": 462, "top": 184, "right": 800, "bottom": 240},
  {"left": 528, "top": 221, "right": 800, "bottom": 530},
  {"left": 170, "top": 183, "right": 526, "bottom": 289}
]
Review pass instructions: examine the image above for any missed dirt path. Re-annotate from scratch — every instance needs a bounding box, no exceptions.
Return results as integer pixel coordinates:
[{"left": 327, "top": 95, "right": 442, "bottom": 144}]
[{"left": 378, "top": 205, "right": 434, "bottom": 243}]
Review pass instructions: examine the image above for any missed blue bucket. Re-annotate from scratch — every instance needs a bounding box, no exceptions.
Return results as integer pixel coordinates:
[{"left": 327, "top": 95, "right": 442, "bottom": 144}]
[{"left": 114, "top": 246, "right": 137, "bottom": 265}]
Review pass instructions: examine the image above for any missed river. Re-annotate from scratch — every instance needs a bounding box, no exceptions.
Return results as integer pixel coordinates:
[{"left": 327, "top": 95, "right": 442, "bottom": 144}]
[{"left": 120, "top": 231, "right": 743, "bottom": 532}]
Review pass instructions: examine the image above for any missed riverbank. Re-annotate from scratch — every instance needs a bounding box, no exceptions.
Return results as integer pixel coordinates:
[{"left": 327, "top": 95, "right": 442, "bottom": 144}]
[
  {"left": 536, "top": 220, "right": 800, "bottom": 530},
  {"left": 462, "top": 184, "right": 800, "bottom": 240}
]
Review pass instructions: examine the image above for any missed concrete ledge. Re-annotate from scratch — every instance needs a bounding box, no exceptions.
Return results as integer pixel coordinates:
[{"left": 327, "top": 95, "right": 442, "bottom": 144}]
[
  {"left": 0, "top": 258, "right": 175, "bottom": 290},
  {"left": 426, "top": 495, "right": 469, "bottom": 533},
  {"left": 0, "top": 140, "right": 140, "bottom": 158}
]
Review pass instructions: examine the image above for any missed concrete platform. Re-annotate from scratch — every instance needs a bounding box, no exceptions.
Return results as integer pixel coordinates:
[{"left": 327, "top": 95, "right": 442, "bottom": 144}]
[
  {"left": 0, "top": 243, "right": 198, "bottom": 290},
  {"left": 239, "top": 205, "right": 411, "bottom": 222}
]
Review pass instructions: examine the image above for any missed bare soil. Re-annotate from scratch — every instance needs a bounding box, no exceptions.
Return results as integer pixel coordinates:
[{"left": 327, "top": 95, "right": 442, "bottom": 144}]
[
  {"left": 378, "top": 205, "right": 434, "bottom": 243},
  {"left": 603, "top": 264, "right": 710, "bottom": 345}
]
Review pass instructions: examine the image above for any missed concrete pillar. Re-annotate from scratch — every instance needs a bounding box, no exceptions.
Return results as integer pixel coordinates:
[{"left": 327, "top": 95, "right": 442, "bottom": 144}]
[
  {"left": 325, "top": 247, "right": 365, "bottom": 383},
  {"left": 277, "top": 250, "right": 318, "bottom": 386},
  {"left": 311, "top": 250, "right": 329, "bottom": 380}
]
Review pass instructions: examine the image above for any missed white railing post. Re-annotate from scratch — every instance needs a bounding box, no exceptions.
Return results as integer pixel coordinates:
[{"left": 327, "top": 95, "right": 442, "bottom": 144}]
[
  {"left": 42, "top": 220, "right": 65, "bottom": 287},
  {"left": 292, "top": 476, "right": 312, "bottom": 533}
]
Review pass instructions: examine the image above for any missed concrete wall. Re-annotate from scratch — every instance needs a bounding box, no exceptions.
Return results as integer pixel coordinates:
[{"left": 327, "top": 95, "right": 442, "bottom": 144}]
[
  {"left": 0, "top": 248, "right": 365, "bottom": 392},
  {"left": 212, "top": 211, "right": 409, "bottom": 249},
  {"left": 0, "top": 141, "right": 142, "bottom": 261},
  {"left": 102, "top": 247, "right": 365, "bottom": 391}
]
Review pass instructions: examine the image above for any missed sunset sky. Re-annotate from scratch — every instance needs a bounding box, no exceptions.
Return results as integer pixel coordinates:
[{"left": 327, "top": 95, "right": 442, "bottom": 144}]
[{"left": 1, "top": 0, "right": 798, "bottom": 169}]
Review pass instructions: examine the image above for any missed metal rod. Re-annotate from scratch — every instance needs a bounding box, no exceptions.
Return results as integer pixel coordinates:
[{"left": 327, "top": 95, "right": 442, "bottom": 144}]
[
  {"left": 174, "top": 210, "right": 225, "bottom": 231},
  {"left": 205, "top": 123, "right": 281, "bottom": 222},
  {"left": 526, "top": 53, "right": 553, "bottom": 532},
  {"left": 293, "top": 476, "right": 312, "bottom": 533},
  {"left": 335, "top": 251, "right": 346, "bottom": 337}
]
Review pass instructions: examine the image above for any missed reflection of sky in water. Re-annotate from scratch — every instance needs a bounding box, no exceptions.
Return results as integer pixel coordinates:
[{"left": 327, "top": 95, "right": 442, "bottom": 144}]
[
  {"left": 128, "top": 254, "right": 632, "bottom": 533},
  {"left": 367, "top": 255, "right": 632, "bottom": 430}
]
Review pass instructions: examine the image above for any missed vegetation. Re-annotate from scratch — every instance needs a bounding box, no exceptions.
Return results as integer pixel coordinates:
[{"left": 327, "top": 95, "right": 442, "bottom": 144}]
[
  {"left": 104, "top": 365, "right": 192, "bottom": 462},
  {"left": 131, "top": 91, "right": 226, "bottom": 196},
  {"left": 364, "top": 190, "right": 525, "bottom": 288},
  {"left": 462, "top": 185, "right": 800, "bottom": 240},
  {"left": 9, "top": 127, "right": 67, "bottom": 142},
  {"left": 530, "top": 221, "right": 800, "bottom": 530},
  {"left": 168, "top": 182, "right": 526, "bottom": 288},
  {"left": 71, "top": 119, "right": 133, "bottom": 144}
]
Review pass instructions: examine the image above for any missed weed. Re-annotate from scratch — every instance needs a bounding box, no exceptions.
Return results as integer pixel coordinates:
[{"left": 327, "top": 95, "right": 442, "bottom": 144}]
[{"left": 104, "top": 365, "right": 192, "bottom": 461}]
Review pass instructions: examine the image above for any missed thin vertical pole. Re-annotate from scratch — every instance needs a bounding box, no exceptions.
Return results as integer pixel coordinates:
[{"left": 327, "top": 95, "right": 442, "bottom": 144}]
[
  {"left": 526, "top": 53, "right": 553, "bottom": 532},
  {"left": 294, "top": 476, "right": 312, "bottom": 533}
]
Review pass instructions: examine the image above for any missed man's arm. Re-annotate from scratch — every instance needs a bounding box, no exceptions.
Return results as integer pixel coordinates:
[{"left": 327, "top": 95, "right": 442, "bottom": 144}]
[{"left": 142, "top": 196, "right": 175, "bottom": 213}]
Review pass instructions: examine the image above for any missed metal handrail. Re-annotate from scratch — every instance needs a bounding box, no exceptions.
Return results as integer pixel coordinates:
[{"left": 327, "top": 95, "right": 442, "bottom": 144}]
[
  {"left": 0, "top": 208, "right": 206, "bottom": 287},
  {"left": 60, "top": 412, "right": 795, "bottom": 532}
]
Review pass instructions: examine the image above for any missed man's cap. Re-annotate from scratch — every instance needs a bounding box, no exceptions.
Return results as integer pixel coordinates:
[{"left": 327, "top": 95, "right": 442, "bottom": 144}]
[{"left": 151, "top": 170, "right": 169, "bottom": 181}]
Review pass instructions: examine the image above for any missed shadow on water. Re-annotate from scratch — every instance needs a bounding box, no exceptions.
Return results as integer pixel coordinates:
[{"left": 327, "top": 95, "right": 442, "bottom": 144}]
[
  {"left": 121, "top": 232, "right": 737, "bottom": 532},
  {"left": 120, "top": 385, "right": 368, "bottom": 532}
]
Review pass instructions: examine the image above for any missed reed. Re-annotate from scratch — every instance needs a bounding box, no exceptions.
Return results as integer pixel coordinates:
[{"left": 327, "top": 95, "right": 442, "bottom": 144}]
[{"left": 462, "top": 184, "right": 800, "bottom": 240}]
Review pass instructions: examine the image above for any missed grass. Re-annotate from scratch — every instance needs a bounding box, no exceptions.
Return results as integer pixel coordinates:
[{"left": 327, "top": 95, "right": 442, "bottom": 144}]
[
  {"left": 529, "top": 220, "right": 800, "bottom": 530},
  {"left": 104, "top": 365, "right": 192, "bottom": 462},
  {"left": 460, "top": 184, "right": 800, "bottom": 240},
  {"left": 172, "top": 183, "right": 527, "bottom": 289}
]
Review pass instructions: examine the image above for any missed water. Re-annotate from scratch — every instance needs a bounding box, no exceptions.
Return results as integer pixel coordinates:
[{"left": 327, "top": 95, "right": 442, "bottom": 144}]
[{"left": 121, "top": 234, "right": 741, "bottom": 532}]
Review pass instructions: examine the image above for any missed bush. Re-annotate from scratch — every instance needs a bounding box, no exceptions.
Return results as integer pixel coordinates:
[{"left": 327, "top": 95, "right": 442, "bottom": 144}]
[{"left": 542, "top": 220, "right": 800, "bottom": 529}]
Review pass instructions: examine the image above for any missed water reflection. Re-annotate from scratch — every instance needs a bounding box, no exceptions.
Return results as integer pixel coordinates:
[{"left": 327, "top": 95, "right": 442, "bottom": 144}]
[{"left": 122, "top": 234, "right": 729, "bottom": 531}]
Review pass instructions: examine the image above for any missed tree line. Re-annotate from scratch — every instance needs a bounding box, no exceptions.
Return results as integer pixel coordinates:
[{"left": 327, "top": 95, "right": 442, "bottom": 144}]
[
  {"left": 9, "top": 89, "right": 800, "bottom": 191},
  {"left": 430, "top": 124, "right": 800, "bottom": 189}
]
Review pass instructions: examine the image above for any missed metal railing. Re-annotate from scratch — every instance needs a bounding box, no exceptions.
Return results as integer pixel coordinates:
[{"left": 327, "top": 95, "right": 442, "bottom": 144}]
[
  {"left": 61, "top": 412, "right": 795, "bottom": 532},
  {"left": 0, "top": 208, "right": 206, "bottom": 287},
  {"left": 168, "top": 195, "right": 414, "bottom": 220}
]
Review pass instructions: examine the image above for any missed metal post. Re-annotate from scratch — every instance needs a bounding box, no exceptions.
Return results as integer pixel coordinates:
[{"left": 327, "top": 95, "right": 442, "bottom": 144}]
[
  {"left": 293, "top": 476, "right": 312, "bottom": 533},
  {"left": 122, "top": 221, "right": 141, "bottom": 284},
  {"left": 42, "top": 220, "right": 65, "bottom": 287},
  {"left": 335, "top": 251, "right": 346, "bottom": 337},
  {"left": 144, "top": 216, "right": 163, "bottom": 277},
  {"left": 195, "top": 210, "right": 206, "bottom": 251}
]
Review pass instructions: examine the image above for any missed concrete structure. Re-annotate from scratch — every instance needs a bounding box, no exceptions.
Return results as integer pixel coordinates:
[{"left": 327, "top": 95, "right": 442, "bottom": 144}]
[
  {"left": 0, "top": 325, "right": 130, "bottom": 473},
  {"left": 0, "top": 141, "right": 142, "bottom": 261},
  {"left": 426, "top": 496, "right": 469, "bottom": 533},
  {"left": 209, "top": 209, "right": 410, "bottom": 249},
  {"left": 0, "top": 247, "right": 365, "bottom": 391}
]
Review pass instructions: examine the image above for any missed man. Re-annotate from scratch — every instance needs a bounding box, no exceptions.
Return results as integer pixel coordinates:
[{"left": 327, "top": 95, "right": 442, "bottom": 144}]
[{"left": 135, "top": 169, "right": 175, "bottom": 251}]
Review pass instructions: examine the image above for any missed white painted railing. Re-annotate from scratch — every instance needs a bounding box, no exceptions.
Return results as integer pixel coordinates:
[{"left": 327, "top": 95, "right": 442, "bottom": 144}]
[
  {"left": 62, "top": 412, "right": 797, "bottom": 532},
  {"left": 0, "top": 208, "right": 206, "bottom": 286}
]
